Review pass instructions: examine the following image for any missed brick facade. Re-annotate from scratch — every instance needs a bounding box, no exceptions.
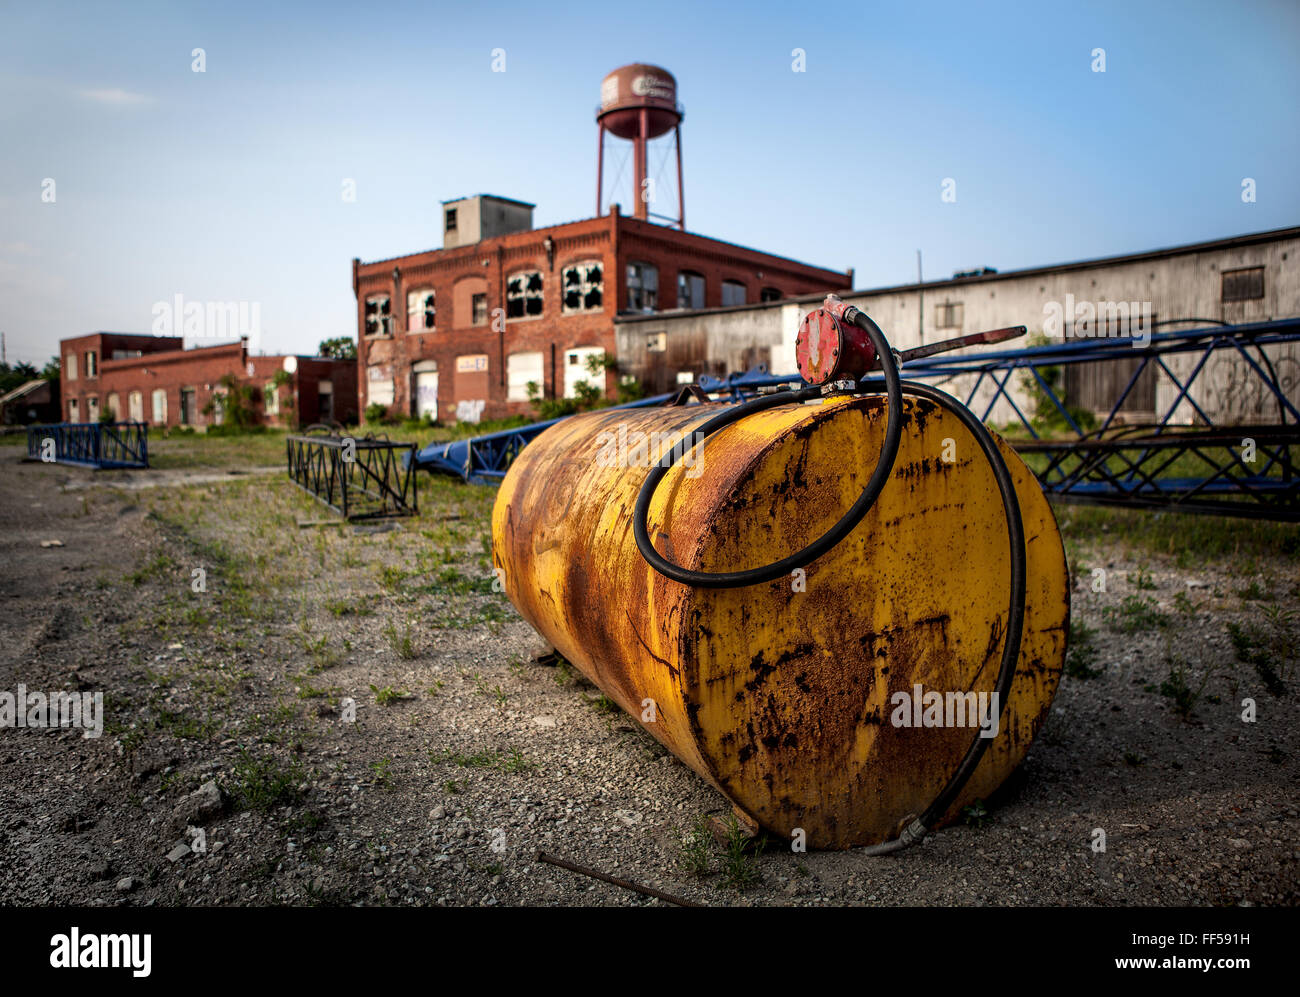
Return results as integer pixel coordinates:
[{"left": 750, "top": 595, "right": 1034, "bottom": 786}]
[
  {"left": 57, "top": 333, "right": 357, "bottom": 429},
  {"left": 353, "top": 206, "right": 852, "bottom": 423}
]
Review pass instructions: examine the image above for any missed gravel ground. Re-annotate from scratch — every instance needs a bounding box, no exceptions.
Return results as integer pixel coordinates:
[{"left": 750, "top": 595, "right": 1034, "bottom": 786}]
[{"left": 1, "top": 442, "right": 1297, "bottom": 907}]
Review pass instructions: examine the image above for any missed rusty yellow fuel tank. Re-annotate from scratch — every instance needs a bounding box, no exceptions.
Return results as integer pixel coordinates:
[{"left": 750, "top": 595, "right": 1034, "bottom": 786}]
[{"left": 491, "top": 392, "right": 1069, "bottom": 849}]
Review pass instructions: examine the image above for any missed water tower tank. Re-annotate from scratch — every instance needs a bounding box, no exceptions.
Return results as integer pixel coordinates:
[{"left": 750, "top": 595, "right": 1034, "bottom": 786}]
[
  {"left": 595, "top": 64, "right": 685, "bottom": 228},
  {"left": 597, "top": 64, "right": 681, "bottom": 139}
]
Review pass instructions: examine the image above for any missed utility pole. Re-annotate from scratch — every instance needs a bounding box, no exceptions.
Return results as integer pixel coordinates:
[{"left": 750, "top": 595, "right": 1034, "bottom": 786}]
[{"left": 916, "top": 251, "right": 924, "bottom": 346}]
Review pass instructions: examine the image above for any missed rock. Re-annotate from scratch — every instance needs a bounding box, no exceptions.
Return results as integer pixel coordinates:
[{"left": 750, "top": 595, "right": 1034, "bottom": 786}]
[
  {"left": 115, "top": 877, "right": 136, "bottom": 892},
  {"left": 531, "top": 716, "right": 557, "bottom": 728},
  {"left": 172, "top": 780, "right": 225, "bottom": 830},
  {"left": 40, "top": 539, "right": 65, "bottom": 548},
  {"left": 166, "top": 842, "right": 192, "bottom": 862}
]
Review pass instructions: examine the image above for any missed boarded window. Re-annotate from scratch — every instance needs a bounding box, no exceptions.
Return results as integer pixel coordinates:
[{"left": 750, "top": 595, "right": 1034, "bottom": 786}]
[
  {"left": 1222, "top": 267, "right": 1264, "bottom": 302},
  {"left": 66, "top": 354, "right": 77, "bottom": 380},
  {"left": 106, "top": 392, "right": 120, "bottom": 420},
  {"left": 647, "top": 332, "right": 666, "bottom": 353},
  {"left": 151, "top": 388, "right": 167, "bottom": 424},
  {"left": 627, "top": 262, "right": 658, "bottom": 311},
  {"left": 471, "top": 293, "right": 487, "bottom": 326},
  {"left": 263, "top": 383, "right": 279, "bottom": 415},
  {"left": 936, "top": 302, "right": 964, "bottom": 329},
  {"left": 87, "top": 396, "right": 100, "bottom": 420},
  {"left": 677, "top": 271, "right": 705, "bottom": 309},
  {"left": 562, "top": 262, "right": 603, "bottom": 313},
  {"left": 507, "top": 271, "right": 544, "bottom": 319},
  {"left": 367, "top": 365, "right": 395, "bottom": 407},
  {"left": 85, "top": 351, "right": 97, "bottom": 378}
]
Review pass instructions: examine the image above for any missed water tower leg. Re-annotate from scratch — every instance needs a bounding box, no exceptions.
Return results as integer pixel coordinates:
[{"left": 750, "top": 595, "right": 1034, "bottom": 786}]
[
  {"left": 596, "top": 125, "right": 605, "bottom": 216},
  {"left": 675, "top": 123, "right": 685, "bottom": 230},
  {"left": 635, "top": 107, "right": 648, "bottom": 220}
]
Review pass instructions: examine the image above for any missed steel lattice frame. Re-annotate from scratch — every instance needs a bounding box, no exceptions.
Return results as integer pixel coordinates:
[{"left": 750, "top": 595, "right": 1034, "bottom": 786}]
[
  {"left": 286, "top": 433, "right": 418, "bottom": 520},
  {"left": 26, "top": 421, "right": 149, "bottom": 469},
  {"left": 412, "top": 318, "right": 1299, "bottom": 521}
]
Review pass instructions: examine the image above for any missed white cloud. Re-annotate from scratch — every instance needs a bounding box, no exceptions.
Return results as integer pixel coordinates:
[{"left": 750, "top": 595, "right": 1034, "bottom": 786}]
[{"left": 78, "top": 87, "right": 153, "bottom": 106}]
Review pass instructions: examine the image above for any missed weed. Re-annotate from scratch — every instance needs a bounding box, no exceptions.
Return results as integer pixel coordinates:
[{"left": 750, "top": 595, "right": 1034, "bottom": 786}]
[
  {"left": 679, "top": 816, "right": 712, "bottom": 877},
  {"left": 961, "top": 800, "right": 992, "bottom": 829},
  {"left": 228, "top": 751, "right": 304, "bottom": 812},
  {"left": 1066, "top": 619, "right": 1103, "bottom": 679},
  {"left": 720, "top": 815, "right": 762, "bottom": 890},
  {"left": 1103, "top": 595, "right": 1168, "bottom": 633},
  {"left": 370, "top": 684, "right": 411, "bottom": 706}
]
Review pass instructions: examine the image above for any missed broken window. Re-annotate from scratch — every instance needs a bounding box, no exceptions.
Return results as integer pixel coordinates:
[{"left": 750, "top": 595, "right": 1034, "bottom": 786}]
[
  {"left": 1222, "top": 267, "right": 1264, "bottom": 302},
  {"left": 562, "top": 261, "right": 603, "bottom": 313},
  {"left": 445, "top": 208, "right": 457, "bottom": 231},
  {"left": 263, "top": 383, "right": 279, "bottom": 416},
  {"left": 407, "top": 289, "right": 436, "bottom": 330},
  {"left": 647, "top": 332, "right": 667, "bottom": 353},
  {"left": 364, "top": 295, "right": 392, "bottom": 336},
  {"left": 627, "top": 262, "right": 658, "bottom": 312},
  {"left": 721, "top": 280, "right": 746, "bottom": 307},
  {"left": 471, "top": 293, "right": 487, "bottom": 326},
  {"left": 84, "top": 351, "right": 97, "bottom": 378},
  {"left": 506, "top": 271, "right": 544, "bottom": 319},
  {"left": 677, "top": 271, "right": 705, "bottom": 309},
  {"left": 760, "top": 287, "right": 782, "bottom": 303},
  {"left": 936, "top": 302, "right": 964, "bottom": 329}
]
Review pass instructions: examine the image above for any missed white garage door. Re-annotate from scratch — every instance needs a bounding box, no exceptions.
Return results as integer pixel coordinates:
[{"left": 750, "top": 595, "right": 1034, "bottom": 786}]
[
  {"left": 563, "top": 347, "right": 605, "bottom": 400},
  {"left": 507, "top": 352, "right": 543, "bottom": 402},
  {"left": 414, "top": 364, "right": 439, "bottom": 420}
]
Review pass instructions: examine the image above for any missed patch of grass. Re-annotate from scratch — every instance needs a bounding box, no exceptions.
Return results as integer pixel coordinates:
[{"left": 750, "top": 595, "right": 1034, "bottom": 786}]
[
  {"left": 228, "top": 750, "right": 305, "bottom": 812},
  {"left": 1053, "top": 505, "right": 1300, "bottom": 569},
  {"left": 1128, "top": 566, "right": 1157, "bottom": 590},
  {"left": 1227, "top": 621, "right": 1289, "bottom": 696},
  {"left": 1236, "top": 579, "right": 1273, "bottom": 602},
  {"left": 720, "top": 815, "right": 763, "bottom": 890},
  {"left": 382, "top": 620, "right": 415, "bottom": 660},
  {"left": 1066, "top": 618, "right": 1103, "bottom": 679},
  {"left": 961, "top": 800, "right": 992, "bottom": 829},
  {"left": 1123, "top": 751, "right": 1145, "bottom": 766},
  {"left": 1103, "top": 594, "right": 1168, "bottom": 634},
  {"left": 1158, "top": 658, "right": 1215, "bottom": 720},
  {"left": 370, "top": 684, "right": 411, "bottom": 706},
  {"left": 678, "top": 816, "right": 712, "bottom": 877},
  {"left": 369, "top": 757, "right": 393, "bottom": 787}
]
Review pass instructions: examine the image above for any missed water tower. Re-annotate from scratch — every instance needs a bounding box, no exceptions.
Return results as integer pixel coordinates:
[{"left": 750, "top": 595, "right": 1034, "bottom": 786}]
[{"left": 596, "top": 64, "right": 685, "bottom": 229}]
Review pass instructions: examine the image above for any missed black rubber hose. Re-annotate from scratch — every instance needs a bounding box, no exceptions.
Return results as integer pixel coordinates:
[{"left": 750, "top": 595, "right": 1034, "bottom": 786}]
[
  {"left": 857, "top": 378, "right": 1026, "bottom": 853},
  {"left": 632, "top": 311, "right": 904, "bottom": 588},
  {"left": 632, "top": 308, "right": 1028, "bottom": 854}
]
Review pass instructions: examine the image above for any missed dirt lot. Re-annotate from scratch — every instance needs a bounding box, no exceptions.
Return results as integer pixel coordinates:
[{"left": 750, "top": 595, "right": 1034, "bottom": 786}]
[{"left": 1, "top": 434, "right": 1297, "bottom": 907}]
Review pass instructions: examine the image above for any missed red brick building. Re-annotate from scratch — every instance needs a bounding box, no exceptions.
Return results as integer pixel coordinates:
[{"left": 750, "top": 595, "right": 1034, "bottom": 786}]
[
  {"left": 353, "top": 197, "right": 852, "bottom": 423},
  {"left": 57, "top": 332, "right": 357, "bottom": 429}
]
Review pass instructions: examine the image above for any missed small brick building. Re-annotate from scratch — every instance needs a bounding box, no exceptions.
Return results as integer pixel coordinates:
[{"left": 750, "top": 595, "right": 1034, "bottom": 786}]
[
  {"left": 57, "top": 333, "right": 358, "bottom": 429},
  {"left": 353, "top": 197, "right": 852, "bottom": 424}
]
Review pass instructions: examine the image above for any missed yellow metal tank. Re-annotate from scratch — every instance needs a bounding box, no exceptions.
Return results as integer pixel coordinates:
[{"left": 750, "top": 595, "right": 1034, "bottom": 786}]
[{"left": 492, "top": 392, "right": 1069, "bottom": 849}]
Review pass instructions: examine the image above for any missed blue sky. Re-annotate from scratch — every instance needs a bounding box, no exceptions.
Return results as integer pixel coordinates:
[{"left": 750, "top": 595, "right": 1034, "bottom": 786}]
[{"left": 1, "top": 0, "right": 1297, "bottom": 365}]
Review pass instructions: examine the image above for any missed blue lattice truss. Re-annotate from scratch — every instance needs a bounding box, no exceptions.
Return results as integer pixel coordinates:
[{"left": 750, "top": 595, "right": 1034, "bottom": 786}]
[
  {"left": 412, "top": 318, "right": 1299, "bottom": 521},
  {"left": 26, "top": 421, "right": 150, "bottom": 469}
]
